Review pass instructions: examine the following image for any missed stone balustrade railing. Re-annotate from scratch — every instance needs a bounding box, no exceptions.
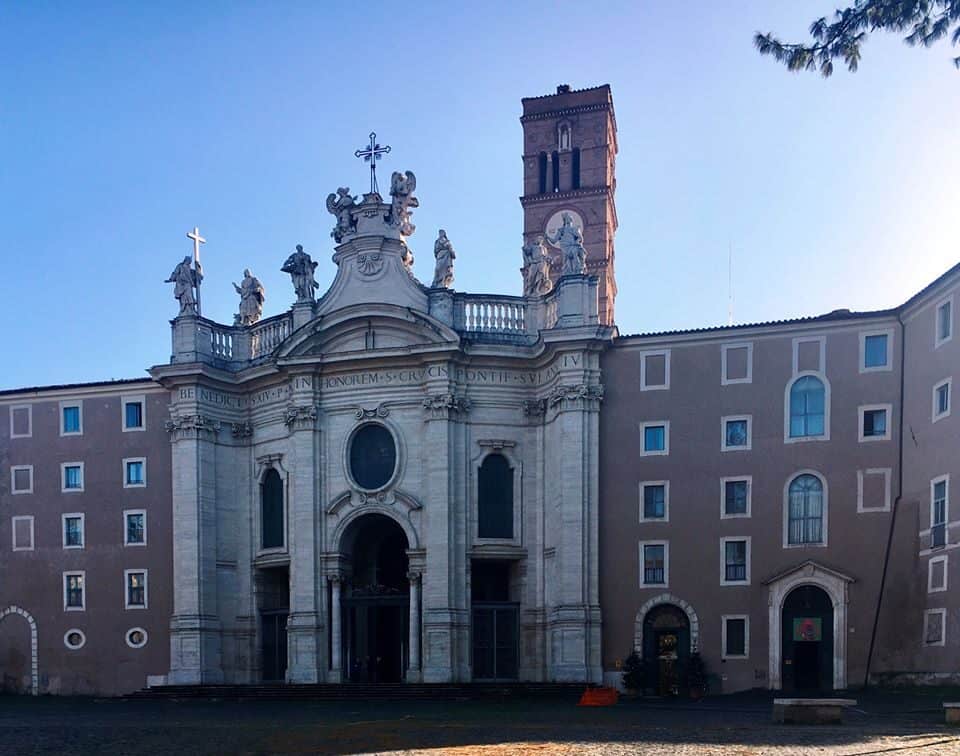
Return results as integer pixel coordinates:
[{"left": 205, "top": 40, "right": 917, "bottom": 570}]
[
  {"left": 455, "top": 295, "right": 528, "bottom": 335},
  {"left": 249, "top": 314, "right": 292, "bottom": 359}
]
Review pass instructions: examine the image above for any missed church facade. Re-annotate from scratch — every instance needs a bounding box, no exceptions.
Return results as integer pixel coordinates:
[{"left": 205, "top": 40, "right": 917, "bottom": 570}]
[{"left": 1, "top": 85, "right": 958, "bottom": 696}]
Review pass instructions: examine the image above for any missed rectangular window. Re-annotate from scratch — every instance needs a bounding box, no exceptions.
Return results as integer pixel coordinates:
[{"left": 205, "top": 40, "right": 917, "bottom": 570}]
[
  {"left": 641, "top": 542, "right": 668, "bottom": 586},
  {"left": 11, "top": 465, "right": 33, "bottom": 494},
  {"left": 123, "top": 396, "right": 145, "bottom": 431},
  {"left": 64, "top": 572, "right": 85, "bottom": 611},
  {"left": 9, "top": 405, "right": 32, "bottom": 438},
  {"left": 124, "top": 510, "right": 146, "bottom": 546},
  {"left": 721, "top": 537, "right": 750, "bottom": 585},
  {"left": 924, "top": 608, "right": 946, "bottom": 646},
  {"left": 640, "top": 482, "right": 668, "bottom": 521},
  {"left": 936, "top": 299, "right": 953, "bottom": 347},
  {"left": 125, "top": 570, "right": 147, "bottom": 609},
  {"left": 859, "top": 406, "right": 890, "bottom": 441},
  {"left": 61, "top": 462, "right": 84, "bottom": 492},
  {"left": 640, "top": 422, "right": 669, "bottom": 456},
  {"left": 62, "top": 513, "right": 84, "bottom": 549},
  {"left": 929, "top": 555, "right": 948, "bottom": 593},
  {"left": 723, "top": 478, "right": 751, "bottom": 518},
  {"left": 722, "top": 415, "right": 752, "bottom": 451},
  {"left": 857, "top": 468, "right": 892, "bottom": 513},
  {"left": 124, "top": 458, "right": 146, "bottom": 488},
  {"left": 862, "top": 333, "right": 890, "bottom": 370},
  {"left": 722, "top": 616, "right": 748, "bottom": 659},
  {"left": 934, "top": 379, "right": 951, "bottom": 422},
  {"left": 721, "top": 343, "right": 753, "bottom": 385},
  {"left": 932, "top": 477, "right": 948, "bottom": 549},
  {"left": 12, "top": 516, "right": 34, "bottom": 551},
  {"left": 640, "top": 350, "right": 670, "bottom": 391},
  {"left": 60, "top": 402, "right": 82, "bottom": 435}
]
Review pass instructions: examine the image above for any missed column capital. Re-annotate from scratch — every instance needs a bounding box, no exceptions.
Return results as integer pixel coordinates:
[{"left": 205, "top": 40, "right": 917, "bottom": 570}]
[{"left": 406, "top": 570, "right": 422, "bottom": 584}]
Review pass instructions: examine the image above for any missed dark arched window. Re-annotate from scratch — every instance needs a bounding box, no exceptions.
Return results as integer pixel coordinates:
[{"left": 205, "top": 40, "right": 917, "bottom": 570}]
[
  {"left": 787, "top": 474, "right": 824, "bottom": 545},
  {"left": 789, "top": 375, "right": 826, "bottom": 438},
  {"left": 262, "top": 468, "right": 284, "bottom": 549},
  {"left": 571, "top": 148, "right": 581, "bottom": 189},
  {"left": 478, "top": 454, "right": 513, "bottom": 539},
  {"left": 537, "top": 152, "right": 547, "bottom": 194},
  {"left": 551, "top": 150, "right": 560, "bottom": 192}
]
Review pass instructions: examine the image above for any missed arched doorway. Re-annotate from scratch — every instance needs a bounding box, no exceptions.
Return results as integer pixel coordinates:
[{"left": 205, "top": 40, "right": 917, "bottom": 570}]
[
  {"left": 340, "top": 514, "right": 409, "bottom": 683},
  {"left": 0, "top": 606, "right": 38, "bottom": 695},
  {"left": 643, "top": 605, "right": 690, "bottom": 696},
  {"left": 781, "top": 585, "right": 834, "bottom": 691}
]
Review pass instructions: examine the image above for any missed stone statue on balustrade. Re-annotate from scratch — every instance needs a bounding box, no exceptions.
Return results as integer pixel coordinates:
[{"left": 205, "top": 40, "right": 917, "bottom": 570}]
[
  {"left": 521, "top": 236, "right": 554, "bottom": 296},
  {"left": 326, "top": 187, "right": 358, "bottom": 243},
  {"left": 431, "top": 230, "right": 455, "bottom": 288},
  {"left": 281, "top": 244, "right": 319, "bottom": 303},
  {"left": 545, "top": 212, "right": 587, "bottom": 276},
  {"left": 233, "top": 269, "right": 265, "bottom": 326},
  {"left": 165, "top": 255, "right": 203, "bottom": 316},
  {"left": 389, "top": 170, "right": 418, "bottom": 236}
]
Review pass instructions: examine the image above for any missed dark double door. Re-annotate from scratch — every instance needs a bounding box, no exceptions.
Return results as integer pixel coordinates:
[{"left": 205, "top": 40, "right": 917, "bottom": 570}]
[
  {"left": 472, "top": 604, "right": 519, "bottom": 680},
  {"left": 781, "top": 585, "right": 834, "bottom": 691},
  {"left": 346, "top": 598, "right": 408, "bottom": 683},
  {"left": 261, "top": 611, "right": 288, "bottom": 682}
]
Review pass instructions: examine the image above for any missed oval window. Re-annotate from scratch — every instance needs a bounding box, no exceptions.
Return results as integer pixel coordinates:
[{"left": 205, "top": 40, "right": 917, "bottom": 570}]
[
  {"left": 126, "top": 627, "right": 148, "bottom": 649},
  {"left": 64, "top": 629, "right": 86, "bottom": 650},
  {"left": 349, "top": 424, "right": 397, "bottom": 491}
]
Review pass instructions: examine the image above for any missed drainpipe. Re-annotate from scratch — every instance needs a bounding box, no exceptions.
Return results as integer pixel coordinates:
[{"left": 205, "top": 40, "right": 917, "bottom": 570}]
[{"left": 864, "top": 312, "right": 907, "bottom": 687}]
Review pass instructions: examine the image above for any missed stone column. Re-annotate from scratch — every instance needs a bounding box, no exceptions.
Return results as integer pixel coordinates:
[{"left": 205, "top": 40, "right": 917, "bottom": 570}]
[
  {"left": 407, "top": 571, "right": 421, "bottom": 682},
  {"left": 166, "top": 412, "right": 223, "bottom": 684},
  {"left": 330, "top": 576, "right": 343, "bottom": 682}
]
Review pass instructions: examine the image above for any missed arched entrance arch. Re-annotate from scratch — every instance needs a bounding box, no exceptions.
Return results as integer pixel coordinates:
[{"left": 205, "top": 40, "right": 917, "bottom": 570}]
[
  {"left": 633, "top": 593, "right": 700, "bottom": 654},
  {"left": 337, "top": 513, "right": 412, "bottom": 683},
  {"left": 634, "top": 594, "right": 699, "bottom": 697},
  {"left": 0, "top": 606, "right": 38, "bottom": 695}
]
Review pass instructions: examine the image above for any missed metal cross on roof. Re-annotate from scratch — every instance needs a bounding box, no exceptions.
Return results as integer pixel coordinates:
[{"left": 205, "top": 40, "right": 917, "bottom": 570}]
[{"left": 355, "top": 132, "right": 391, "bottom": 195}]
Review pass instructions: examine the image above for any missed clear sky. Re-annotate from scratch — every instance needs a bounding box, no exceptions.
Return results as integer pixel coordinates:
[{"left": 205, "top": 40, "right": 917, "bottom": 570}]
[{"left": 1, "top": 1, "right": 957, "bottom": 389}]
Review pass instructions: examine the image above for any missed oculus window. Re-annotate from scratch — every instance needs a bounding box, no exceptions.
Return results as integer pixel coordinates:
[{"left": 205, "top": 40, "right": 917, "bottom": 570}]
[{"left": 349, "top": 424, "right": 397, "bottom": 490}]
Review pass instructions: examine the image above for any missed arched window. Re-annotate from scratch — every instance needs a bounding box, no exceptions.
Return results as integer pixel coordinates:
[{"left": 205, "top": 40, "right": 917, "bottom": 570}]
[
  {"left": 537, "top": 152, "right": 547, "bottom": 194},
  {"left": 478, "top": 454, "right": 513, "bottom": 539},
  {"left": 261, "top": 468, "right": 284, "bottom": 549},
  {"left": 789, "top": 375, "right": 826, "bottom": 438},
  {"left": 787, "top": 474, "right": 824, "bottom": 545},
  {"left": 571, "top": 147, "right": 581, "bottom": 189},
  {"left": 551, "top": 151, "right": 560, "bottom": 192}
]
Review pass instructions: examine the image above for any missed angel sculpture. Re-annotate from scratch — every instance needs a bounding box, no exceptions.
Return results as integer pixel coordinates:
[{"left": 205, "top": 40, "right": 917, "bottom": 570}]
[
  {"left": 326, "top": 187, "right": 357, "bottom": 243},
  {"left": 389, "top": 170, "right": 418, "bottom": 236}
]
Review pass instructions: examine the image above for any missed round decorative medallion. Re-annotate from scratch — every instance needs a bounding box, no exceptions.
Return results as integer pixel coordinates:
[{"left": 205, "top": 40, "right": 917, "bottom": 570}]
[
  {"left": 349, "top": 423, "right": 397, "bottom": 491},
  {"left": 356, "top": 252, "right": 385, "bottom": 276},
  {"left": 64, "top": 629, "right": 86, "bottom": 650},
  {"left": 545, "top": 209, "right": 584, "bottom": 248},
  {"left": 126, "top": 627, "right": 148, "bottom": 649}
]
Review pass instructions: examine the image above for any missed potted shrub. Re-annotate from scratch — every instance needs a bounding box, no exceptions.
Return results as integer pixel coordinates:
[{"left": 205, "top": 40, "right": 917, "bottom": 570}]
[
  {"left": 686, "top": 652, "right": 708, "bottom": 700},
  {"left": 621, "top": 651, "right": 643, "bottom": 696}
]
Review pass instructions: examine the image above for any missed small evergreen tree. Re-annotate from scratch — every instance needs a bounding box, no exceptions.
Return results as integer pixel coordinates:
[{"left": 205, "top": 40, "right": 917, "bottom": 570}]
[
  {"left": 686, "top": 652, "right": 708, "bottom": 695},
  {"left": 621, "top": 651, "right": 644, "bottom": 691}
]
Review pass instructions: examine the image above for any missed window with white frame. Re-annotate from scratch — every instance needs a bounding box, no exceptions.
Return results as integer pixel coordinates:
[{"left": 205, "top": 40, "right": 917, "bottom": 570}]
[
  {"left": 11, "top": 465, "right": 33, "bottom": 494},
  {"left": 61, "top": 462, "right": 84, "bottom": 492},
  {"left": 928, "top": 555, "right": 948, "bottom": 593},
  {"left": 64, "top": 571, "right": 85, "bottom": 611},
  {"left": 721, "top": 537, "right": 750, "bottom": 585},
  {"left": 640, "top": 542, "right": 668, "bottom": 586},
  {"left": 125, "top": 570, "right": 147, "bottom": 609},
  {"left": 640, "top": 350, "right": 670, "bottom": 391},
  {"left": 936, "top": 298, "right": 953, "bottom": 347},
  {"left": 124, "top": 457, "right": 146, "bottom": 488},
  {"left": 126, "top": 627, "right": 148, "bottom": 649},
  {"left": 860, "top": 330, "right": 892, "bottom": 372},
  {"left": 60, "top": 401, "right": 82, "bottom": 436},
  {"left": 721, "top": 343, "right": 752, "bottom": 385},
  {"left": 924, "top": 608, "right": 946, "bottom": 646},
  {"left": 124, "top": 510, "right": 146, "bottom": 546},
  {"left": 934, "top": 378, "right": 951, "bottom": 422},
  {"left": 786, "top": 473, "right": 826, "bottom": 546},
  {"left": 640, "top": 481, "right": 668, "bottom": 521},
  {"left": 12, "top": 516, "right": 34, "bottom": 551},
  {"left": 9, "top": 405, "right": 32, "bottom": 438},
  {"left": 787, "top": 375, "right": 828, "bottom": 440},
  {"left": 62, "top": 513, "right": 84, "bottom": 549},
  {"left": 63, "top": 629, "right": 86, "bottom": 650},
  {"left": 122, "top": 396, "right": 145, "bottom": 431},
  {"left": 722, "top": 415, "right": 752, "bottom": 451},
  {"left": 722, "top": 477, "right": 751, "bottom": 518},
  {"left": 722, "top": 615, "right": 749, "bottom": 659},
  {"left": 859, "top": 404, "right": 891, "bottom": 442},
  {"left": 640, "top": 421, "right": 669, "bottom": 456},
  {"left": 857, "top": 468, "right": 892, "bottom": 513},
  {"left": 931, "top": 477, "right": 948, "bottom": 549}
]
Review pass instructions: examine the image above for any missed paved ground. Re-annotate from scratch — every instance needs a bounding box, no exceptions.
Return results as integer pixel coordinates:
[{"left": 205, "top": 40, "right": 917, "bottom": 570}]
[{"left": 3, "top": 689, "right": 960, "bottom": 755}]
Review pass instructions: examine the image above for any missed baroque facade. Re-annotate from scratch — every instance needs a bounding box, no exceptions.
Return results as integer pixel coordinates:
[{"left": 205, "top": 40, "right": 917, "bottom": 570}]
[{"left": 1, "top": 84, "right": 959, "bottom": 696}]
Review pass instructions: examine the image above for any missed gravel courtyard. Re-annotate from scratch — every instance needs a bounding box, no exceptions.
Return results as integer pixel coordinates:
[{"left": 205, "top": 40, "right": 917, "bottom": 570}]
[{"left": 2, "top": 690, "right": 960, "bottom": 755}]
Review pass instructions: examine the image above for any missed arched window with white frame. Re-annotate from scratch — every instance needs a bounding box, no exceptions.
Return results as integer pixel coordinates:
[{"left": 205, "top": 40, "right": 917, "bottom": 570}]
[
  {"left": 787, "top": 473, "right": 825, "bottom": 545},
  {"left": 788, "top": 375, "right": 826, "bottom": 439}
]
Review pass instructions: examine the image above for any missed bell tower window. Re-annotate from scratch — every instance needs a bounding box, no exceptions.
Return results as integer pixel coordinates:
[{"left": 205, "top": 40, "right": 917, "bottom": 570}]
[
  {"left": 551, "top": 151, "right": 560, "bottom": 192},
  {"left": 572, "top": 148, "right": 581, "bottom": 189},
  {"left": 537, "top": 152, "right": 547, "bottom": 194}
]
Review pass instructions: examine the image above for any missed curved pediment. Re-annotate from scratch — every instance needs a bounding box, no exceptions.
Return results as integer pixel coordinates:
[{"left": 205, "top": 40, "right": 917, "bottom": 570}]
[{"left": 276, "top": 303, "right": 461, "bottom": 360}]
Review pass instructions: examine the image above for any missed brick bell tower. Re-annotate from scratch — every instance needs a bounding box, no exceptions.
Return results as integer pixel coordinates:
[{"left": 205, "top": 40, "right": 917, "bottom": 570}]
[{"left": 520, "top": 84, "right": 618, "bottom": 325}]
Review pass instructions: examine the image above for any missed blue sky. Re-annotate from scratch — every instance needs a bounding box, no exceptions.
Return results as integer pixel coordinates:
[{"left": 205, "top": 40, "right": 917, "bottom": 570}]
[{"left": 1, "top": 1, "right": 957, "bottom": 389}]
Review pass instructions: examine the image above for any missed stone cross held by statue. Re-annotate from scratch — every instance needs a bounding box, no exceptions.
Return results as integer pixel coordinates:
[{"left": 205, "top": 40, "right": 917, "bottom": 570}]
[
  {"left": 186, "top": 226, "right": 206, "bottom": 316},
  {"left": 354, "top": 132, "right": 391, "bottom": 195}
]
